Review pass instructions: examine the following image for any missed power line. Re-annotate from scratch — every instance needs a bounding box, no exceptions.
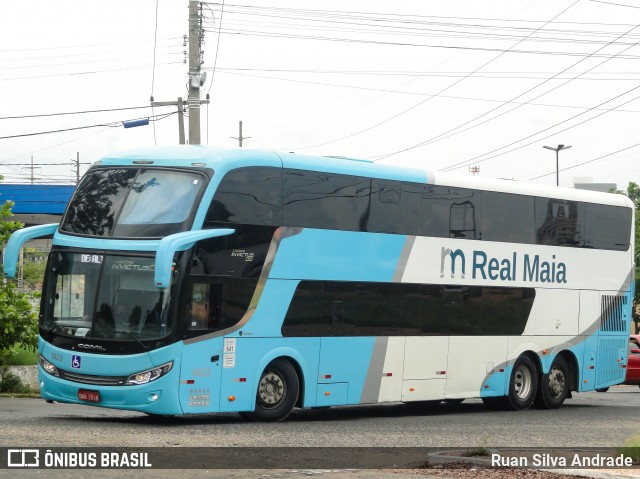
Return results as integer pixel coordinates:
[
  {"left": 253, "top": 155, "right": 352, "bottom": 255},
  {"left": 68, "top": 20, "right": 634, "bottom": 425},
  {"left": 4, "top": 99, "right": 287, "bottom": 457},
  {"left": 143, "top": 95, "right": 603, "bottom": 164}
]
[
  {"left": 218, "top": 70, "right": 640, "bottom": 120},
  {"left": 0, "top": 61, "right": 182, "bottom": 83},
  {"left": 210, "top": 27, "right": 640, "bottom": 60},
  {"left": 368, "top": 19, "right": 640, "bottom": 164},
  {"left": 0, "top": 105, "right": 160, "bottom": 121},
  {"left": 0, "top": 111, "right": 177, "bottom": 141},
  {"left": 588, "top": 0, "right": 640, "bottom": 9},
  {"left": 529, "top": 142, "right": 640, "bottom": 180},
  {"left": 151, "top": 0, "right": 160, "bottom": 145},
  {"left": 207, "top": 0, "right": 225, "bottom": 97},
  {"left": 278, "top": 1, "right": 581, "bottom": 151}
]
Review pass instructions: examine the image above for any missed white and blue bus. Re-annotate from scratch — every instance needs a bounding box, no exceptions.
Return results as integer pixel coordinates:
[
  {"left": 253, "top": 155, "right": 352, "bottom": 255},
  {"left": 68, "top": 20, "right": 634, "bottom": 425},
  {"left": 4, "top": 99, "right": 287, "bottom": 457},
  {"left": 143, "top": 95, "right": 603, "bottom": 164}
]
[{"left": 5, "top": 146, "right": 635, "bottom": 421}]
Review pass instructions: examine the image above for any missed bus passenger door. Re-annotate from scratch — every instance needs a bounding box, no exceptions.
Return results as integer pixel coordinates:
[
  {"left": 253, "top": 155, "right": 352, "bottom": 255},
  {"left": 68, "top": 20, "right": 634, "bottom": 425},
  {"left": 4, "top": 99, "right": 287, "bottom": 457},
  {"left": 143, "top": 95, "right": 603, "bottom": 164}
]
[
  {"left": 178, "top": 280, "right": 224, "bottom": 413},
  {"left": 179, "top": 338, "right": 224, "bottom": 413}
]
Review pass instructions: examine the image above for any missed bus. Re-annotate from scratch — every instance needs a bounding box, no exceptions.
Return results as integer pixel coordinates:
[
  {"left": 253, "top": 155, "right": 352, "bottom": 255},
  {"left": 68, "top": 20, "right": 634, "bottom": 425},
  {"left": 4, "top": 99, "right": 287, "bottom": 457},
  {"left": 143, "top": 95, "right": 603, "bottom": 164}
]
[{"left": 4, "top": 146, "right": 634, "bottom": 421}]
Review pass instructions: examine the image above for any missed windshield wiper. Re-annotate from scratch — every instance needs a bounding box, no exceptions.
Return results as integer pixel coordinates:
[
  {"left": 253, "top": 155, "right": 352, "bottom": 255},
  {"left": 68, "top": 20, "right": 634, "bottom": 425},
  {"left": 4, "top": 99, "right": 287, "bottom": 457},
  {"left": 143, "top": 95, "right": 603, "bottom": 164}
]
[
  {"left": 119, "top": 331, "right": 149, "bottom": 351},
  {"left": 45, "top": 323, "right": 65, "bottom": 339}
]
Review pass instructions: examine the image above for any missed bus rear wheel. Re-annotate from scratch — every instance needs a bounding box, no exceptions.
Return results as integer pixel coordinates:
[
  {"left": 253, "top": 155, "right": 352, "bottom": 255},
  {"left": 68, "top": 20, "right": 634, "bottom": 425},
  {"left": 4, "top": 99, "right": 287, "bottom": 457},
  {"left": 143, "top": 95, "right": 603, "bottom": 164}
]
[
  {"left": 535, "top": 356, "right": 569, "bottom": 409},
  {"left": 506, "top": 355, "right": 538, "bottom": 410},
  {"left": 483, "top": 355, "right": 538, "bottom": 411},
  {"left": 249, "top": 359, "right": 299, "bottom": 422}
]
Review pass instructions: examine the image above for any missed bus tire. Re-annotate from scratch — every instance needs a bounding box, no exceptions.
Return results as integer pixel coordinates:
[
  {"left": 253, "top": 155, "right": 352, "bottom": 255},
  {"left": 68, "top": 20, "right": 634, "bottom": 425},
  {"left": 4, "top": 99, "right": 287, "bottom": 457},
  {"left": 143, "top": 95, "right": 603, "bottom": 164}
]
[
  {"left": 595, "top": 387, "right": 609, "bottom": 393},
  {"left": 535, "top": 355, "right": 569, "bottom": 409},
  {"left": 505, "top": 355, "right": 538, "bottom": 411},
  {"left": 250, "top": 359, "right": 299, "bottom": 422}
]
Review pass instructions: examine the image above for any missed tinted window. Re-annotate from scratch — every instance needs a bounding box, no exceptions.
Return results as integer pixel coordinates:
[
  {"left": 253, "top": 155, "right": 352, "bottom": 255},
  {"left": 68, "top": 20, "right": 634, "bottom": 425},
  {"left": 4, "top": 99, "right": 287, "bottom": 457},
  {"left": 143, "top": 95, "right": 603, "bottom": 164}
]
[
  {"left": 448, "top": 189, "right": 481, "bottom": 240},
  {"left": 282, "top": 280, "right": 534, "bottom": 337},
  {"left": 185, "top": 277, "right": 257, "bottom": 334},
  {"left": 61, "top": 169, "right": 137, "bottom": 236},
  {"left": 283, "top": 170, "right": 356, "bottom": 230},
  {"left": 583, "top": 204, "right": 631, "bottom": 250},
  {"left": 535, "top": 198, "right": 584, "bottom": 247},
  {"left": 114, "top": 170, "right": 205, "bottom": 237},
  {"left": 358, "top": 179, "right": 422, "bottom": 235},
  {"left": 61, "top": 168, "right": 205, "bottom": 238},
  {"left": 207, "top": 167, "right": 282, "bottom": 226},
  {"left": 420, "top": 185, "right": 454, "bottom": 238},
  {"left": 482, "top": 192, "right": 535, "bottom": 243},
  {"left": 191, "top": 224, "right": 276, "bottom": 279}
]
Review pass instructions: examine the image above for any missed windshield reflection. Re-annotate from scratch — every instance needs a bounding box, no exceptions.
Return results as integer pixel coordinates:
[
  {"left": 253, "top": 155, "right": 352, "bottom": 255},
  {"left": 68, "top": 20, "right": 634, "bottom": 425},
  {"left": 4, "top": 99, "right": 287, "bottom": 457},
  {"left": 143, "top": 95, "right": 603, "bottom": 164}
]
[{"left": 43, "top": 252, "right": 173, "bottom": 341}]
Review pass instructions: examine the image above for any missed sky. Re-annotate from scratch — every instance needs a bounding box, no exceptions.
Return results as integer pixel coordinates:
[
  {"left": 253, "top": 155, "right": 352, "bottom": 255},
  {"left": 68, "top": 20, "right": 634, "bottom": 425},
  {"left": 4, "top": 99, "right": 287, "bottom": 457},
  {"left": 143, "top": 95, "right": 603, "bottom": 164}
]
[{"left": 2, "top": 0, "right": 640, "bottom": 190}]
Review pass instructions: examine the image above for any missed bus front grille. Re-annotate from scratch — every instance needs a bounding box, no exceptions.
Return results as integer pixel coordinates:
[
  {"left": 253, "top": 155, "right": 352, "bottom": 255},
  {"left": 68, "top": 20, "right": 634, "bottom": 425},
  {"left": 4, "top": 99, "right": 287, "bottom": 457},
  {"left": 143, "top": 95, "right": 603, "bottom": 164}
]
[{"left": 58, "top": 369, "right": 128, "bottom": 386}]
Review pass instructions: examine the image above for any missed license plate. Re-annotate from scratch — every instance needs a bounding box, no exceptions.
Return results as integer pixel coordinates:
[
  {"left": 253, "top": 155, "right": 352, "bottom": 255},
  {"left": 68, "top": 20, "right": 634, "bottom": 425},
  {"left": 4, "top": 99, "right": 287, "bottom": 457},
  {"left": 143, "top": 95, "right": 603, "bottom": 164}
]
[{"left": 78, "top": 389, "right": 100, "bottom": 402}]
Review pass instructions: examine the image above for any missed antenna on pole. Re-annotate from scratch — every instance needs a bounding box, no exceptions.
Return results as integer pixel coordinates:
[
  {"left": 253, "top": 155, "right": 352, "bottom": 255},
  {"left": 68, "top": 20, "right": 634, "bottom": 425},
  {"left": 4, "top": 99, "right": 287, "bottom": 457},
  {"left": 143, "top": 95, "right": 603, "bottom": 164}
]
[{"left": 230, "top": 121, "right": 251, "bottom": 147}]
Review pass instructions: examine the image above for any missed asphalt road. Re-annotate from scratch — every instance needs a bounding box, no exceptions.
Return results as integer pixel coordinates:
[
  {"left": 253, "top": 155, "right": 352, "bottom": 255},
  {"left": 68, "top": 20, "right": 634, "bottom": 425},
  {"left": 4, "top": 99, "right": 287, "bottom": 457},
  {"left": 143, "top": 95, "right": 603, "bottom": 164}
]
[
  {"left": 1, "top": 386, "right": 639, "bottom": 478},
  {"left": 0, "top": 386, "right": 639, "bottom": 448}
]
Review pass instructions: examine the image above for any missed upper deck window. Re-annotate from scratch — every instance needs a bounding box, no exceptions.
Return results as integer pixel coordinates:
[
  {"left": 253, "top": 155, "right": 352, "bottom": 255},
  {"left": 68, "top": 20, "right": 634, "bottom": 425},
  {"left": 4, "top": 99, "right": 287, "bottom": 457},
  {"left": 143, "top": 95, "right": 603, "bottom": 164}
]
[{"left": 61, "top": 168, "right": 206, "bottom": 238}]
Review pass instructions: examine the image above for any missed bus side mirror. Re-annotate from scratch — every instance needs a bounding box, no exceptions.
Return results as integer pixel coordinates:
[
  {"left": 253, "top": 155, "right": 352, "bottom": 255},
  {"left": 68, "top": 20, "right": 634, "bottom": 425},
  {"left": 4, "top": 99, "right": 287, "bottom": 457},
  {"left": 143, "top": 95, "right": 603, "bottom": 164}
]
[
  {"left": 4, "top": 223, "right": 58, "bottom": 277},
  {"left": 154, "top": 228, "right": 235, "bottom": 289}
]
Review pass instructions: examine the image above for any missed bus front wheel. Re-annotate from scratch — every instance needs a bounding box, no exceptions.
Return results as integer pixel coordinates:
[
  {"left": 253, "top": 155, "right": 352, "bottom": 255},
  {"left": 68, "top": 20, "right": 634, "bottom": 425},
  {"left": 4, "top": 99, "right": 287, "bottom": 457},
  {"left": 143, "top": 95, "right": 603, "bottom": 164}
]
[
  {"left": 535, "top": 355, "right": 569, "bottom": 409},
  {"left": 250, "top": 359, "right": 299, "bottom": 422}
]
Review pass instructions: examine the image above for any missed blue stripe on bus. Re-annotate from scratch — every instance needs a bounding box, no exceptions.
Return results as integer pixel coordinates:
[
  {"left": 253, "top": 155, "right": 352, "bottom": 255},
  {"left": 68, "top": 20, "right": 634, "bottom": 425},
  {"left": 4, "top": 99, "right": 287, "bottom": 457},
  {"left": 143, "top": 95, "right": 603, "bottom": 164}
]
[
  {"left": 221, "top": 279, "right": 377, "bottom": 407},
  {"left": 269, "top": 229, "right": 408, "bottom": 282}
]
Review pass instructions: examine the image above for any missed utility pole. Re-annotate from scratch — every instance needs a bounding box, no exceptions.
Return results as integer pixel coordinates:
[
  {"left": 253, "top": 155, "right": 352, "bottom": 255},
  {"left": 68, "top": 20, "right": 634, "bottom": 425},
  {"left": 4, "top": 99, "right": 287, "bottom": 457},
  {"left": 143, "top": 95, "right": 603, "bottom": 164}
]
[
  {"left": 74, "top": 152, "right": 80, "bottom": 184},
  {"left": 231, "top": 121, "right": 251, "bottom": 147},
  {"left": 150, "top": 97, "right": 186, "bottom": 144},
  {"left": 26, "top": 156, "right": 40, "bottom": 184},
  {"left": 188, "top": 0, "right": 206, "bottom": 145},
  {"left": 150, "top": 1, "right": 208, "bottom": 144},
  {"left": 71, "top": 152, "right": 91, "bottom": 185}
]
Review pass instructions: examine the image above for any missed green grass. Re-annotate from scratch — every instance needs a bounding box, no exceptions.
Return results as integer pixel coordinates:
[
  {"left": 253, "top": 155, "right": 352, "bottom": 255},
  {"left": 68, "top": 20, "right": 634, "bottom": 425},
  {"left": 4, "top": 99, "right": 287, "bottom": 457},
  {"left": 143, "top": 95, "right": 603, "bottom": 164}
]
[
  {"left": 619, "top": 437, "right": 640, "bottom": 464},
  {"left": 4, "top": 345, "right": 37, "bottom": 366}
]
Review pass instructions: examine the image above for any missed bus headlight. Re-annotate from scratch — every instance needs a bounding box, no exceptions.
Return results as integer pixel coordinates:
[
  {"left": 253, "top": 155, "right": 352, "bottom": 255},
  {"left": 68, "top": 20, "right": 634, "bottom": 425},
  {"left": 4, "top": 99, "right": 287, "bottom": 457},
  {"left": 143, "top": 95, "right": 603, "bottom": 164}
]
[
  {"left": 39, "top": 355, "right": 60, "bottom": 377},
  {"left": 125, "top": 362, "right": 173, "bottom": 386}
]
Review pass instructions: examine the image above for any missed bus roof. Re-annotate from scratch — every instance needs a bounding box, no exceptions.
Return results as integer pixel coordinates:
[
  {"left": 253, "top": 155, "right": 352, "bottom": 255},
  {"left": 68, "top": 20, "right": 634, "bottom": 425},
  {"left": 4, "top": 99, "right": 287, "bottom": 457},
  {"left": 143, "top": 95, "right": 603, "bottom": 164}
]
[{"left": 98, "top": 146, "right": 633, "bottom": 209}]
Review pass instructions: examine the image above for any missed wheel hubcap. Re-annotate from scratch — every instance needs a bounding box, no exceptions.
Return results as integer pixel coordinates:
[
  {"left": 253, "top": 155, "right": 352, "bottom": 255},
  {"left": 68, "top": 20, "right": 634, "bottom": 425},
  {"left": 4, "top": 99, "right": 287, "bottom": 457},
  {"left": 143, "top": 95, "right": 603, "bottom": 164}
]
[
  {"left": 258, "top": 371, "right": 285, "bottom": 408},
  {"left": 547, "top": 367, "right": 565, "bottom": 399},
  {"left": 514, "top": 365, "right": 532, "bottom": 399}
]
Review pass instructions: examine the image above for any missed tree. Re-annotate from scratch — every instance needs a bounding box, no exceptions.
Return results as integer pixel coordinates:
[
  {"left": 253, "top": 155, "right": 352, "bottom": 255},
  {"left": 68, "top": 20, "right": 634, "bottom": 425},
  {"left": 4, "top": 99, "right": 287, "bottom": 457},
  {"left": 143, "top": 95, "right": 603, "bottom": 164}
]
[{"left": 0, "top": 195, "right": 38, "bottom": 365}]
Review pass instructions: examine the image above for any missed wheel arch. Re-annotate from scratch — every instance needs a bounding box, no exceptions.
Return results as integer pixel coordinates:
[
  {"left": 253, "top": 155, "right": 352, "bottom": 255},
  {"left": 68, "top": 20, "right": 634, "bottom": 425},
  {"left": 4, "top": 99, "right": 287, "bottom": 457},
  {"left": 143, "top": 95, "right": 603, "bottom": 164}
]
[
  {"left": 253, "top": 348, "right": 307, "bottom": 409},
  {"left": 552, "top": 349, "right": 579, "bottom": 392},
  {"left": 519, "top": 349, "right": 542, "bottom": 375}
]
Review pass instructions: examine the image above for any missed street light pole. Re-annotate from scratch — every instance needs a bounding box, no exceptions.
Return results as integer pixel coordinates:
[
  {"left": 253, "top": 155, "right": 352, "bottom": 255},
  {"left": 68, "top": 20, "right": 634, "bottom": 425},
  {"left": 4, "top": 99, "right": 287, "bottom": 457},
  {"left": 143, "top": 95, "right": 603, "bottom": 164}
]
[{"left": 543, "top": 144, "right": 572, "bottom": 186}]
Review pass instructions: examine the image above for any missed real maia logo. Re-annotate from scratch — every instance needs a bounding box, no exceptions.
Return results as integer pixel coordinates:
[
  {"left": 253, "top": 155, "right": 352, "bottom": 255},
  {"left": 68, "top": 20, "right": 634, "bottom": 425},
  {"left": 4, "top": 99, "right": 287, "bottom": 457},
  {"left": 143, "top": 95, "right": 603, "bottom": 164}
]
[{"left": 440, "top": 247, "right": 567, "bottom": 284}]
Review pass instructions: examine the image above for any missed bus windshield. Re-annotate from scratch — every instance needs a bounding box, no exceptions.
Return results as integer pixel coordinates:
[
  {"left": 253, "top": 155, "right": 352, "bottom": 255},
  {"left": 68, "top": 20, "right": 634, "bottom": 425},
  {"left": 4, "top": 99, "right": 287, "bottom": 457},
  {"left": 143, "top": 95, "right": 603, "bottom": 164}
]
[
  {"left": 60, "top": 168, "right": 206, "bottom": 238},
  {"left": 42, "top": 252, "right": 173, "bottom": 341}
]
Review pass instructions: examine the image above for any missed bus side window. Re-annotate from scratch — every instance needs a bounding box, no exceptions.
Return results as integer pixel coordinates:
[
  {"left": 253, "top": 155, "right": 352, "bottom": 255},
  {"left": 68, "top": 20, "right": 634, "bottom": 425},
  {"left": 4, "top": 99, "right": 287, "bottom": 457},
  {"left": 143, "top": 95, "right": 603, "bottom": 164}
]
[
  {"left": 187, "top": 283, "right": 219, "bottom": 330},
  {"left": 206, "top": 167, "right": 282, "bottom": 226}
]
